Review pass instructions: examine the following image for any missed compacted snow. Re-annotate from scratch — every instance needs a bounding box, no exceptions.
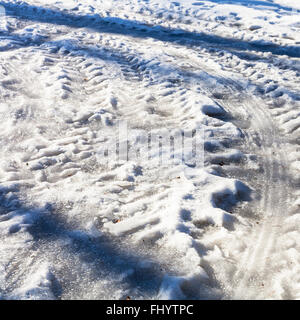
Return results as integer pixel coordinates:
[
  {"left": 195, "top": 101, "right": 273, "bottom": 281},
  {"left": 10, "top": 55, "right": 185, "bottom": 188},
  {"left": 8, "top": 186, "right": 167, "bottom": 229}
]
[{"left": 0, "top": 0, "right": 299, "bottom": 300}]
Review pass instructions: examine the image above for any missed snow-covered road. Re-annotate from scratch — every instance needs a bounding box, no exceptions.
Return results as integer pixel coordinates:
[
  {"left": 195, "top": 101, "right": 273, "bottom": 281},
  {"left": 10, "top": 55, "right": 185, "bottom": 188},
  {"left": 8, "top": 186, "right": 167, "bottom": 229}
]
[{"left": 0, "top": 0, "right": 299, "bottom": 299}]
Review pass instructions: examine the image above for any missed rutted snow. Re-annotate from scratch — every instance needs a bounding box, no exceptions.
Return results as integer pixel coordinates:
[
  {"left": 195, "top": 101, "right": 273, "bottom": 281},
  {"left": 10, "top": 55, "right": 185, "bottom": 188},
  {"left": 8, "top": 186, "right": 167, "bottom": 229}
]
[{"left": 0, "top": 0, "right": 299, "bottom": 300}]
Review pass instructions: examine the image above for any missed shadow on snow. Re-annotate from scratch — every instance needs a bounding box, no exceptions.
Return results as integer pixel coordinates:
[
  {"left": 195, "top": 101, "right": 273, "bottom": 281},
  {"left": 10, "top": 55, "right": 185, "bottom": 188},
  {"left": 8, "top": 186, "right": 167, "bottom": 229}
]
[{"left": 0, "top": 1, "right": 299, "bottom": 58}]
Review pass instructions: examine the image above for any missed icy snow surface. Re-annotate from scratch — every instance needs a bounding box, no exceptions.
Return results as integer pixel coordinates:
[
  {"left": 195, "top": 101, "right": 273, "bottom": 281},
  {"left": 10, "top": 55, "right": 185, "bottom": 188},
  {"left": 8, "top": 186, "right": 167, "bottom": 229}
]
[{"left": 0, "top": 0, "right": 299, "bottom": 299}]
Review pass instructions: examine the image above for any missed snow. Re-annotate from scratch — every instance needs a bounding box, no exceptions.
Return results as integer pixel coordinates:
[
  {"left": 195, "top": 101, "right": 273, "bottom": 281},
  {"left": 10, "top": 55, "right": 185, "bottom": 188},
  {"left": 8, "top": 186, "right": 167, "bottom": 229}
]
[{"left": 0, "top": 0, "right": 299, "bottom": 300}]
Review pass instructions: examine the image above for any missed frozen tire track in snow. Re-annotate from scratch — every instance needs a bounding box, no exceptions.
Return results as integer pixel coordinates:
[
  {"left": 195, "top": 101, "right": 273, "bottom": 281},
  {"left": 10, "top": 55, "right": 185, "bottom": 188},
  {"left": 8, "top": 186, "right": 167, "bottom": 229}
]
[
  {"left": 218, "top": 95, "right": 293, "bottom": 299},
  {"left": 197, "top": 68, "right": 299, "bottom": 298},
  {"left": 0, "top": 0, "right": 299, "bottom": 299}
]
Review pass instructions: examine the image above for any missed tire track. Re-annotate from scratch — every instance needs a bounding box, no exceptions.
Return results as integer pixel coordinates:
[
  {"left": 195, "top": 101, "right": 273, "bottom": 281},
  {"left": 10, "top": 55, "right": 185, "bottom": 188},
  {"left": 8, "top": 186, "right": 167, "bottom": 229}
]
[{"left": 210, "top": 90, "right": 295, "bottom": 299}]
